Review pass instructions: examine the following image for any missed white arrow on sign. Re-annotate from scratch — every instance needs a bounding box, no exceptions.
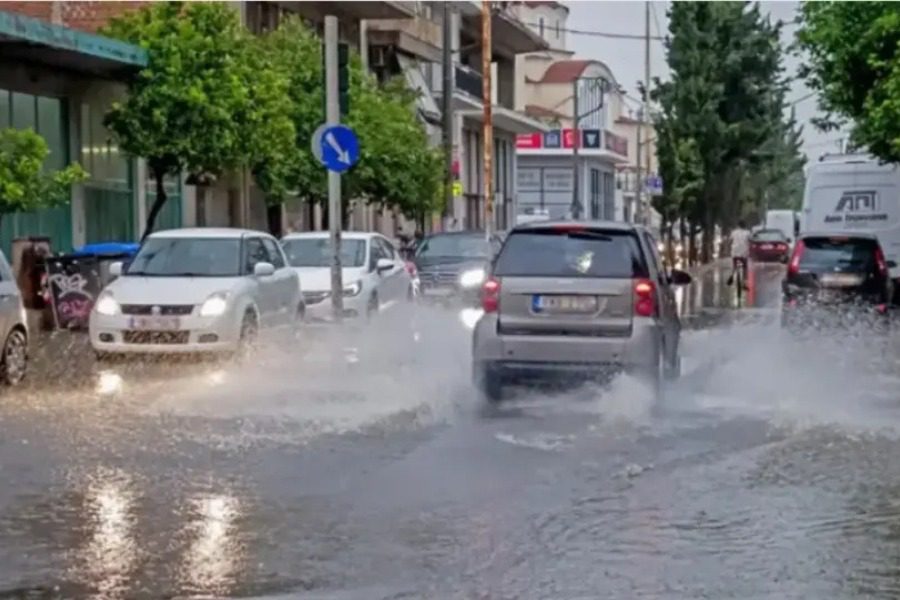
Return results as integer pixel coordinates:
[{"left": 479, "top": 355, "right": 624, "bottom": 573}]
[
  {"left": 325, "top": 131, "right": 351, "bottom": 164},
  {"left": 586, "top": 133, "right": 598, "bottom": 146}
]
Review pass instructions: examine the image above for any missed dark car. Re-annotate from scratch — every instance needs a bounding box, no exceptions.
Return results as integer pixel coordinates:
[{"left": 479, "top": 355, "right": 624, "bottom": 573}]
[
  {"left": 750, "top": 229, "right": 790, "bottom": 263},
  {"left": 414, "top": 231, "right": 503, "bottom": 306},
  {"left": 781, "top": 232, "right": 895, "bottom": 332}
]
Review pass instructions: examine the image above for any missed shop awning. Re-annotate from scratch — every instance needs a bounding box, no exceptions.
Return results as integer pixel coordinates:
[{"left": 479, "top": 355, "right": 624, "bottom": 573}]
[{"left": 0, "top": 11, "right": 147, "bottom": 78}]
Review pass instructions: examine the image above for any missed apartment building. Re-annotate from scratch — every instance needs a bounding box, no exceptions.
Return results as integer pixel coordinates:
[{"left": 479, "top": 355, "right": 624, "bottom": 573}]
[{"left": 508, "top": 1, "right": 630, "bottom": 222}]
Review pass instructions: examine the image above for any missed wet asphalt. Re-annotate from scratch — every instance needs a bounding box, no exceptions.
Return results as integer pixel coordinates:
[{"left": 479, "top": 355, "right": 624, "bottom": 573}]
[{"left": 3, "top": 260, "right": 900, "bottom": 599}]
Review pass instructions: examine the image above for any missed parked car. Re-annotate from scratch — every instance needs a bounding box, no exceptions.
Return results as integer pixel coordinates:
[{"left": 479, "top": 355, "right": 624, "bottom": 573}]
[
  {"left": 414, "top": 231, "right": 503, "bottom": 307},
  {"left": 0, "top": 249, "right": 28, "bottom": 385},
  {"left": 472, "top": 221, "right": 692, "bottom": 402},
  {"left": 89, "top": 228, "right": 302, "bottom": 357},
  {"left": 281, "top": 231, "right": 414, "bottom": 323},
  {"left": 781, "top": 232, "right": 895, "bottom": 333},
  {"left": 750, "top": 228, "right": 791, "bottom": 263}
]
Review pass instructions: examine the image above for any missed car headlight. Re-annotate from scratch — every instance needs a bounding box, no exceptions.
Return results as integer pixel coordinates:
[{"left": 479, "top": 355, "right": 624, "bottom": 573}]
[
  {"left": 459, "top": 268, "right": 486, "bottom": 288},
  {"left": 343, "top": 281, "right": 362, "bottom": 297},
  {"left": 95, "top": 293, "right": 120, "bottom": 316},
  {"left": 200, "top": 293, "right": 229, "bottom": 317}
]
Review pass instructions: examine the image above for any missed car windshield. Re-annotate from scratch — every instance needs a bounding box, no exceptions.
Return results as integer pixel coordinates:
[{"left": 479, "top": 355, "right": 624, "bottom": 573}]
[
  {"left": 126, "top": 237, "right": 241, "bottom": 277},
  {"left": 799, "top": 237, "right": 878, "bottom": 272},
  {"left": 493, "top": 228, "right": 649, "bottom": 278},
  {"left": 416, "top": 235, "right": 490, "bottom": 261},
  {"left": 753, "top": 230, "right": 787, "bottom": 242},
  {"left": 282, "top": 238, "right": 367, "bottom": 268}
]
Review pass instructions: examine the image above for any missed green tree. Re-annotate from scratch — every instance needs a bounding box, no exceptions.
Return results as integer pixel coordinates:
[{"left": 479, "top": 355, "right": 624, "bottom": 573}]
[
  {"left": 797, "top": 2, "right": 900, "bottom": 162},
  {"left": 258, "top": 17, "right": 442, "bottom": 228},
  {"left": 0, "top": 128, "right": 87, "bottom": 230},
  {"left": 103, "top": 1, "right": 295, "bottom": 240},
  {"left": 653, "top": 1, "right": 794, "bottom": 262}
]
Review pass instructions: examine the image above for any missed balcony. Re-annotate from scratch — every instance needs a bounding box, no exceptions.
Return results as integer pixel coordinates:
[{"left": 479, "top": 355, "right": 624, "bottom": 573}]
[
  {"left": 454, "top": 64, "right": 483, "bottom": 100},
  {"left": 366, "top": 16, "right": 443, "bottom": 63}
]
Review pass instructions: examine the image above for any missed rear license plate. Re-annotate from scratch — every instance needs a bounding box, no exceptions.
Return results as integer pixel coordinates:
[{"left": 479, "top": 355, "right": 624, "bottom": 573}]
[
  {"left": 423, "top": 286, "right": 454, "bottom": 297},
  {"left": 819, "top": 273, "right": 863, "bottom": 287},
  {"left": 128, "top": 316, "right": 181, "bottom": 330},
  {"left": 532, "top": 295, "right": 598, "bottom": 314}
]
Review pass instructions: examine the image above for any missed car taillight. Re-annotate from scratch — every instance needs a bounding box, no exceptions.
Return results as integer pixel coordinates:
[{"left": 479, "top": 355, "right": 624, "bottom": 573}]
[
  {"left": 634, "top": 278, "right": 656, "bottom": 317},
  {"left": 788, "top": 239, "right": 805, "bottom": 275},
  {"left": 482, "top": 277, "right": 500, "bottom": 313},
  {"left": 875, "top": 246, "right": 888, "bottom": 278}
]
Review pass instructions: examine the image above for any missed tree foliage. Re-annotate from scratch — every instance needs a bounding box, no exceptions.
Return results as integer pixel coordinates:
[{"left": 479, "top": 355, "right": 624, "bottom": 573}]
[
  {"left": 258, "top": 17, "right": 443, "bottom": 226},
  {"left": 652, "top": 1, "right": 805, "bottom": 262},
  {"left": 0, "top": 128, "right": 88, "bottom": 227},
  {"left": 102, "top": 1, "right": 294, "bottom": 240},
  {"left": 797, "top": 2, "right": 900, "bottom": 162}
]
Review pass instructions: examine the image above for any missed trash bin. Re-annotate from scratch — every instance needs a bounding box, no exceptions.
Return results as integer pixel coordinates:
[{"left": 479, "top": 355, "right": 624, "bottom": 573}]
[{"left": 71, "top": 242, "right": 140, "bottom": 288}]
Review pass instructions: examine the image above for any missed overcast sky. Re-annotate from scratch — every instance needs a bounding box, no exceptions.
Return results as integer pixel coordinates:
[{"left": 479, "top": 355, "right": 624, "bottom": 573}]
[{"left": 565, "top": 0, "right": 848, "bottom": 161}]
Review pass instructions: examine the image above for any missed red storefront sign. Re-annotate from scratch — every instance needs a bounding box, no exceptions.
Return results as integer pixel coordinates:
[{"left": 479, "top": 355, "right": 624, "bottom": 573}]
[
  {"left": 562, "top": 128, "right": 580, "bottom": 149},
  {"left": 516, "top": 133, "right": 542, "bottom": 149}
]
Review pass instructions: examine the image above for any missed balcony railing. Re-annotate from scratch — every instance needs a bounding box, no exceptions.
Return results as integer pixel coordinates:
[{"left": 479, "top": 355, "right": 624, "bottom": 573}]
[{"left": 454, "top": 64, "right": 484, "bottom": 100}]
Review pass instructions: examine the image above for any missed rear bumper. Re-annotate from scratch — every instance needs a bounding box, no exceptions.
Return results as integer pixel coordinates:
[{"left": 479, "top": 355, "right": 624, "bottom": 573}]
[
  {"left": 476, "top": 359, "right": 625, "bottom": 386},
  {"left": 751, "top": 249, "right": 788, "bottom": 262},
  {"left": 472, "top": 314, "right": 662, "bottom": 373}
]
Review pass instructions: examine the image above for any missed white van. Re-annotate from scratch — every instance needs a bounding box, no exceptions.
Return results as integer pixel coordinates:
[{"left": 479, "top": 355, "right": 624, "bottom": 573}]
[
  {"left": 765, "top": 209, "right": 797, "bottom": 244},
  {"left": 802, "top": 154, "right": 900, "bottom": 283}
]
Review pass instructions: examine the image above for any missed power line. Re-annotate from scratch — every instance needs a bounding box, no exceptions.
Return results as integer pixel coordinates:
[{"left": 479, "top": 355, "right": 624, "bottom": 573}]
[{"left": 519, "top": 21, "right": 665, "bottom": 42}]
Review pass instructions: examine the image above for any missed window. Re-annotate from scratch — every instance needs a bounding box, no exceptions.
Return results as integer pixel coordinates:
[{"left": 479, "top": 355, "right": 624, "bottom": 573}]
[
  {"left": 262, "top": 237, "right": 286, "bottom": 269},
  {"left": 603, "top": 172, "right": 615, "bottom": 220},
  {"left": 127, "top": 238, "right": 241, "bottom": 277},
  {"left": 494, "top": 229, "right": 649, "bottom": 278},
  {"left": 377, "top": 237, "right": 397, "bottom": 260},
  {"left": 243, "top": 238, "right": 270, "bottom": 274},
  {"left": 11, "top": 92, "right": 35, "bottom": 130},
  {"left": 590, "top": 169, "right": 601, "bottom": 219},
  {"left": 282, "top": 238, "right": 367, "bottom": 268},
  {"left": 369, "top": 238, "right": 388, "bottom": 270}
]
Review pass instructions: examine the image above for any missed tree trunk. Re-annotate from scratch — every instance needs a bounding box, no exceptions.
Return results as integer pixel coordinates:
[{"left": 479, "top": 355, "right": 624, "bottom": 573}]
[{"left": 142, "top": 169, "right": 168, "bottom": 243}]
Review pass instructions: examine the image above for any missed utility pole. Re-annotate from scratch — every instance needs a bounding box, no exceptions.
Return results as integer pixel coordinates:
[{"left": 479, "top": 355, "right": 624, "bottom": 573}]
[
  {"left": 325, "top": 16, "right": 344, "bottom": 320},
  {"left": 442, "top": 2, "right": 454, "bottom": 234},
  {"left": 644, "top": 0, "right": 652, "bottom": 225},
  {"left": 571, "top": 77, "right": 580, "bottom": 220},
  {"left": 482, "top": 0, "right": 493, "bottom": 238},
  {"left": 635, "top": 110, "right": 643, "bottom": 224}
]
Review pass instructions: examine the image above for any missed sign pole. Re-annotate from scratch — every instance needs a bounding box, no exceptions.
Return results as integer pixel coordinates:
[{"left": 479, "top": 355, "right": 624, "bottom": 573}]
[
  {"left": 571, "top": 77, "right": 580, "bottom": 220},
  {"left": 325, "top": 15, "right": 344, "bottom": 321},
  {"left": 481, "top": 0, "right": 493, "bottom": 239}
]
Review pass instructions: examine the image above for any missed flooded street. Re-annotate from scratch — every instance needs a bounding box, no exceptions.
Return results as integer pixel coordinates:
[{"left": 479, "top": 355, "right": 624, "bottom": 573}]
[{"left": 3, "top": 262, "right": 900, "bottom": 599}]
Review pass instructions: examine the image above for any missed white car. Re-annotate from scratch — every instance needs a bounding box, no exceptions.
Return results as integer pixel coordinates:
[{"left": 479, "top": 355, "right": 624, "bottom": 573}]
[
  {"left": 0, "top": 250, "right": 27, "bottom": 385},
  {"left": 89, "top": 228, "right": 302, "bottom": 355},
  {"left": 281, "top": 231, "right": 414, "bottom": 323}
]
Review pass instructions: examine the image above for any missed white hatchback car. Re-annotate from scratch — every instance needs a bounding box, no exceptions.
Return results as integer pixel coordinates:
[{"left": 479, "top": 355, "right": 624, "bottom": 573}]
[
  {"left": 281, "top": 231, "right": 414, "bottom": 323},
  {"left": 89, "top": 228, "right": 302, "bottom": 356}
]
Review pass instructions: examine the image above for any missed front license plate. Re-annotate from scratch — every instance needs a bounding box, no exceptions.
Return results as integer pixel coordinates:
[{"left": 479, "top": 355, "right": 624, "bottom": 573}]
[
  {"left": 129, "top": 316, "right": 181, "bottom": 330},
  {"left": 533, "top": 294, "right": 598, "bottom": 314},
  {"left": 760, "top": 244, "right": 773, "bottom": 250}
]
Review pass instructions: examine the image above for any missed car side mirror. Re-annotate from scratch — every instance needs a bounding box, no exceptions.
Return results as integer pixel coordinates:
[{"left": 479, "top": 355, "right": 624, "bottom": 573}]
[
  {"left": 669, "top": 268, "right": 692, "bottom": 286},
  {"left": 376, "top": 258, "right": 393, "bottom": 274},
  {"left": 254, "top": 262, "right": 275, "bottom": 277},
  {"left": 888, "top": 260, "right": 898, "bottom": 269},
  {"left": 109, "top": 261, "right": 123, "bottom": 277}
]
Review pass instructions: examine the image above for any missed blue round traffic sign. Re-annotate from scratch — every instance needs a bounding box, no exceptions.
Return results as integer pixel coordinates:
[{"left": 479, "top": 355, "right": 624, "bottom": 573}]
[{"left": 314, "top": 124, "right": 360, "bottom": 173}]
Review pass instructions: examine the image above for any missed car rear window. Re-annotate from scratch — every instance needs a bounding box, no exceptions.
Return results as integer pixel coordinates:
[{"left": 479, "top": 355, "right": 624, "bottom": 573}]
[
  {"left": 493, "top": 228, "right": 649, "bottom": 278},
  {"left": 753, "top": 230, "right": 787, "bottom": 242},
  {"left": 799, "top": 237, "right": 878, "bottom": 272}
]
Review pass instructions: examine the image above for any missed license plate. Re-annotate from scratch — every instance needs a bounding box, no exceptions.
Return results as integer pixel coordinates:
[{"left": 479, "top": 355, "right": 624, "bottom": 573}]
[
  {"left": 128, "top": 316, "right": 181, "bottom": 330},
  {"left": 760, "top": 244, "right": 773, "bottom": 250},
  {"left": 423, "top": 286, "right": 454, "bottom": 297},
  {"left": 820, "top": 273, "right": 863, "bottom": 287},
  {"left": 532, "top": 294, "right": 598, "bottom": 314}
]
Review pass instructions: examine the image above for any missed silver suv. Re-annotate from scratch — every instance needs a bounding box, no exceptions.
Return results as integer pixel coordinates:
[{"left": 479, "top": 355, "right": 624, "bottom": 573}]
[{"left": 472, "top": 221, "right": 692, "bottom": 402}]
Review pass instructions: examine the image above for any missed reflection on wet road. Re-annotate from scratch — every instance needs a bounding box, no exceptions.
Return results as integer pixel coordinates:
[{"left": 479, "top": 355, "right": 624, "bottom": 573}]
[{"left": 4, "top": 260, "right": 900, "bottom": 598}]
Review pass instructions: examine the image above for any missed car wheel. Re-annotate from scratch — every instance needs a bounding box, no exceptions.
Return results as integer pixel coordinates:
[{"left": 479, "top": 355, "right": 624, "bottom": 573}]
[
  {"left": 1, "top": 328, "right": 27, "bottom": 386},
  {"left": 236, "top": 311, "right": 258, "bottom": 361},
  {"left": 474, "top": 363, "right": 503, "bottom": 403},
  {"left": 366, "top": 294, "right": 379, "bottom": 321},
  {"left": 665, "top": 350, "right": 681, "bottom": 381}
]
